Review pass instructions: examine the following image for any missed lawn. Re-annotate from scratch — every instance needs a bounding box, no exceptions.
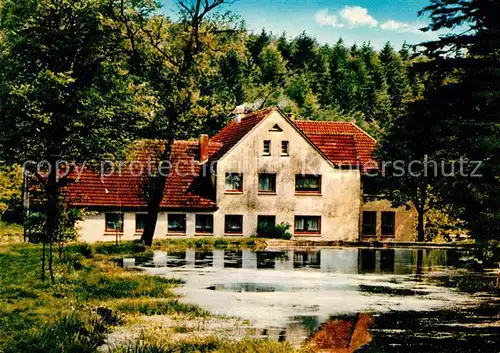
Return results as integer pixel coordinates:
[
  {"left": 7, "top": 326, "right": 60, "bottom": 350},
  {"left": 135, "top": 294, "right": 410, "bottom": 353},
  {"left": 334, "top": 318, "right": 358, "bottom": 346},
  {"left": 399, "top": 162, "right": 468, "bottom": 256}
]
[{"left": 0, "top": 239, "right": 301, "bottom": 353}]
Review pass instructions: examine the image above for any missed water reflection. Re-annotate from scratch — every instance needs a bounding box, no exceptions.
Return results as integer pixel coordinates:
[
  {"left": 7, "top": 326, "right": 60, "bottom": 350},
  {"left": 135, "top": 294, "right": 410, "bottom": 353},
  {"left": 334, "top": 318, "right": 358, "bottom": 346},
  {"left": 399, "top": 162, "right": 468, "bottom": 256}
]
[
  {"left": 140, "top": 248, "right": 467, "bottom": 275},
  {"left": 138, "top": 247, "right": 498, "bottom": 352}
]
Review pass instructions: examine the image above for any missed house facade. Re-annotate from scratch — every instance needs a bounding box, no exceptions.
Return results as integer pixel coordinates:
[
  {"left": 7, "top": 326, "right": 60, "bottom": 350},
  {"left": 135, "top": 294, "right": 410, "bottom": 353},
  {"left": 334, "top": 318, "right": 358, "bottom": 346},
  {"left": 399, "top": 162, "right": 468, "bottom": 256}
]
[{"left": 66, "top": 107, "right": 415, "bottom": 242}]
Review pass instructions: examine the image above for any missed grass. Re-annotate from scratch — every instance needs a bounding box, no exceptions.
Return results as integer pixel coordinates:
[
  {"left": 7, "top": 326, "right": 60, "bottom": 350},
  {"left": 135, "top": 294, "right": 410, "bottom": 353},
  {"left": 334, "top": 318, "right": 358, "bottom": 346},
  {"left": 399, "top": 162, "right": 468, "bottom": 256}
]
[
  {"left": 0, "top": 221, "right": 23, "bottom": 243},
  {"left": 108, "top": 336, "right": 304, "bottom": 353},
  {"left": 0, "top": 238, "right": 287, "bottom": 353},
  {"left": 0, "top": 242, "right": 212, "bottom": 352}
]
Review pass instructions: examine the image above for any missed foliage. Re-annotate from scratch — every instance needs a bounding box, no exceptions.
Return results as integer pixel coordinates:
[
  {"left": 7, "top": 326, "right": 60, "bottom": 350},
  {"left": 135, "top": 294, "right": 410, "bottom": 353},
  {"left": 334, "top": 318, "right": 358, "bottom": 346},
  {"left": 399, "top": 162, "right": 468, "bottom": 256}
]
[
  {"left": 255, "top": 222, "right": 292, "bottom": 240},
  {"left": 378, "top": 0, "right": 500, "bottom": 240},
  {"left": 0, "top": 0, "right": 155, "bottom": 281},
  {"left": 0, "top": 165, "right": 22, "bottom": 220},
  {"left": 0, "top": 221, "right": 23, "bottom": 242}
]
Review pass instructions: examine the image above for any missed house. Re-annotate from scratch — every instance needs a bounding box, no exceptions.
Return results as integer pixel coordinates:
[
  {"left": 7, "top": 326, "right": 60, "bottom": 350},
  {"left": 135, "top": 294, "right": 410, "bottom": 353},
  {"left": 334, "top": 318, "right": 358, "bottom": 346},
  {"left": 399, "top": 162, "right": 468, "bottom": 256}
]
[{"left": 65, "top": 107, "right": 415, "bottom": 242}]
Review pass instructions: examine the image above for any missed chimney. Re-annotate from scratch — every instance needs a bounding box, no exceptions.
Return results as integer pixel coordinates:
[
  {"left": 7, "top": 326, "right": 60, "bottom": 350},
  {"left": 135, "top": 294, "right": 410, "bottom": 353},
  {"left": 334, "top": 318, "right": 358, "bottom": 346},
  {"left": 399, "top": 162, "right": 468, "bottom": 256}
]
[
  {"left": 199, "top": 134, "right": 209, "bottom": 163},
  {"left": 232, "top": 104, "right": 247, "bottom": 123}
]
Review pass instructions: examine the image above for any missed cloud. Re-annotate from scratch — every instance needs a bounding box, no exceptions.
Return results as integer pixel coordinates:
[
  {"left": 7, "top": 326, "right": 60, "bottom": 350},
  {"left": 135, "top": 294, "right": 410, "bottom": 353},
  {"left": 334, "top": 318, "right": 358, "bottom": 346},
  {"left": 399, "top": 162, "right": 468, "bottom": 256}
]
[
  {"left": 314, "top": 9, "right": 344, "bottom": 28},
  {"left": 380, "top": 20, "right": 409, "bottom": 31},
  {"left": 339, "top": 6, "right": 378, "bottom": 27},
  {"left": 380, "top": 20, "right": 424, "bottom": 34}
]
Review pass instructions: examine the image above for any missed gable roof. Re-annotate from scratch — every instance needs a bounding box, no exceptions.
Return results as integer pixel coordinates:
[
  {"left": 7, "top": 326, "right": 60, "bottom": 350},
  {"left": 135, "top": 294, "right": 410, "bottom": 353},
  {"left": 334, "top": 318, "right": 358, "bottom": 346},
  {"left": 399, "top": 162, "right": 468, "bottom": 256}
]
[
  {"left": 64, "top": 140, "right": 222, "bottom": 209},
  {"left": 210, "top": 107, "right": 275, "bottom": 161},
  {"left": 294, "top": 121, "right": 378, "bottom": 170},
  {"left": 210, "top": 107, "right": 377, "bottom": 170}
]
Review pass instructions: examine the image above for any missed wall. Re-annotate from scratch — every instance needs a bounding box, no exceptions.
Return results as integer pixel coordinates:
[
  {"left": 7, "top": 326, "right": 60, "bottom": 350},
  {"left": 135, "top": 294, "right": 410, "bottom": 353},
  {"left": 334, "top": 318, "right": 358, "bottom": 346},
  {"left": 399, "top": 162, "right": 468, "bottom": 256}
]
[
  {"left": 76, "top": 211, "right": 216, "bottom": 242},
  {"left": 215, "top": 110, "right": 361, "bottom": 241},
  {"left": 361, "top": 199, "right": 416, "bottom": 242}
]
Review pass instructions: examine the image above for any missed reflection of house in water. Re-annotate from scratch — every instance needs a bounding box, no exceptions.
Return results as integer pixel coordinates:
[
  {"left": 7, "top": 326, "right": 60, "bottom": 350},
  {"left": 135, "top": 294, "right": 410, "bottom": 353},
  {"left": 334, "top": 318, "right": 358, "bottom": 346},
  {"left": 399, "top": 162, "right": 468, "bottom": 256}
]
[
  {"left": 195, "top": 251, "right": 213, "bottom": 268},
  {"left": 224, "top": 250, "right": 243, "bottom": 268},
  {"left": 256, "top": 251, "right": 289, "bottom": 269},
  {"left": 294, "top": 252, "right": 321, "bottom": 269},
  {"left": 320, "top": 249, "right": 359, "bottom": 274},
  {"left": 146, "top": 248, "right": 462, "bottom": 275},
  {"left": 306, "top": 314, "right": 373, "bottom": 353}
]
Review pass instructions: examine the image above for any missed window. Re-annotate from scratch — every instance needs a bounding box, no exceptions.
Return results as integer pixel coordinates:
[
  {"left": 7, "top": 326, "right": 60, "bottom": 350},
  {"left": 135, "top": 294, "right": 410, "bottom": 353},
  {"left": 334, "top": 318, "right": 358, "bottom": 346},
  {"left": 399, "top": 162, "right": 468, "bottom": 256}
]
[
  {"left": 294, "top": 216, "right": 321, "bottom": 234},
  {"left": 257, "top": 215, "right": 276, "bottom": 232},
  {"left": 381, "top": 211, "right": 395, "bottom": 236},
  {"left": 135, "top": 214, "right": 147, "bottom": 233},
  {"left": 195, "top": 214, "right": 214, "bottom": 234},
  {"left": 281, "top": 141, "right": 289, "bottom": 156},
  {"left": 258, "top": 173, "right": 276, "bottom": 193},
  {"left": 263, "top": 140, "right": 271, "bottom": 155},
  {"left": 105, "top": 213, "right": 123, "bottom": 232},
  {"left": 362, "top": 175, "right": 379, "bottom": 195},
  {"left": 295, "top": 175, "right": 321, "bottom": 193},
  {"left": 168, "top": 214, "right": 186, "bottom": 233},
  {"left": 225, "top": 173, "right": 243, "bottom": 192},
  {"left": 225, "top": 215, "right": 243, "bottom": 234},
  {"left": 362, "top": 211, "right": 377, "bottom": 236}
]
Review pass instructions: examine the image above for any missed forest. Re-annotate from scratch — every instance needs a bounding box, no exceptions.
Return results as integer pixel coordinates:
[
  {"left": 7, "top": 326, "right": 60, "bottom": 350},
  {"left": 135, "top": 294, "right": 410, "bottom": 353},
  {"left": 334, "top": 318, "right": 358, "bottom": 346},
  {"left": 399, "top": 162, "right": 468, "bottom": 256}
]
[{"left": 0, "top": 0, "right": 498, "bottom": 248}]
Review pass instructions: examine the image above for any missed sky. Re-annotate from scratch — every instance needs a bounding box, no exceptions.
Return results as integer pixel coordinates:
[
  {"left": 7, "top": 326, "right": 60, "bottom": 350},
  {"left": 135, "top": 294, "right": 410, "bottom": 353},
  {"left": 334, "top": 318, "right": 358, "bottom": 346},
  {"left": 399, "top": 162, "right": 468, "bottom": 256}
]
[{"left": 160, "top": 0, "right": 442, "bottom": 50}]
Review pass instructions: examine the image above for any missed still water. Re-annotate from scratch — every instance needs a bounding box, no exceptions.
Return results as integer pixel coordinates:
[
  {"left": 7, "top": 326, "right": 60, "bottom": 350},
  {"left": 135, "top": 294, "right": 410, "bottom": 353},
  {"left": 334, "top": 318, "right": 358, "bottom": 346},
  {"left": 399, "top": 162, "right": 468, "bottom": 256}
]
[{"left": 138, "top": 248, "right": 499, "bottom": 352}]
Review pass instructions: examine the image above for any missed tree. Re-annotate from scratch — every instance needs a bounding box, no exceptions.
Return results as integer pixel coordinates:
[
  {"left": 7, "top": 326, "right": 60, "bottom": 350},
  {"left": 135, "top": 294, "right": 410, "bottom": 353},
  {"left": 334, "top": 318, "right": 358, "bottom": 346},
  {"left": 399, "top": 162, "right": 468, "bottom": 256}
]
[
  {"left": 414, "top": 0, "right": 500, "bottom": 240},
  {"left": 376, "top": 96, "right": 444, "bottom": 242},
  {"left": 125, "top": 0, "right": 242, "bottom": 246},
  {"left": 0, "top": 0, "right": 149, "bottom": 281},
  {"left": 379, "top": 42, "right": 412, "bottom": 120},
  {"left": 0, "top": 165, "right": 22, "bottom": 220}
]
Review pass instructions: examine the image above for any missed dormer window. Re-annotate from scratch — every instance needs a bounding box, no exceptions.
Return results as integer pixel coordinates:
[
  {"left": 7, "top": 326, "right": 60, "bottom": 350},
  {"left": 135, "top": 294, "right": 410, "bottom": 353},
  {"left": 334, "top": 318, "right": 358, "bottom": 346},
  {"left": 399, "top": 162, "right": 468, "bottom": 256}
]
[
  {"left": 281, "top": 141, "right": 289, "bottom": 156},
  {"left": 263, "top": 140, "right": 271, "bottom": 156}
]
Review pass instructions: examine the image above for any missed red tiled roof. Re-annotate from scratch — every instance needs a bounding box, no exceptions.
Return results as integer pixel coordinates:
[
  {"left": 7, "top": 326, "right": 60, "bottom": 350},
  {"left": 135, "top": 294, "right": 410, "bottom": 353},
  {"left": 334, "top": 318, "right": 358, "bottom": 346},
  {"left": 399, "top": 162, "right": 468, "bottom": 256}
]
[
  {"left": 294, "top": 120, "right": 377, "bottom": 170},
  {"left": 62, "top": 109, "right": 378, "bottom": 209},
  {"left": 303, "top": 134, "right": 358, "bottom": 166},
  {"left": 210, "top": 107, "right": 275, "bottom": 161},
  {"left": 64, "top": 140, "right": 222, "bottom": 209},
  {"left": 210, "top": 107, "right": 377, "bottom": 170}
]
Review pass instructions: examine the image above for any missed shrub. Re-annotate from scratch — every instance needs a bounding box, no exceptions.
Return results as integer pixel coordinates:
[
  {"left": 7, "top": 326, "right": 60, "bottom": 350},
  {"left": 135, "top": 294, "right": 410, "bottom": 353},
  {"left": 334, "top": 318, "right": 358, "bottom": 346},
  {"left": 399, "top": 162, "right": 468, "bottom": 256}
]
[
  {"left": 71, "top": 243, "right": 94, "bottom": 259},
  {"left": 255, "top": 223, "right": 292, "bottom": 240}
]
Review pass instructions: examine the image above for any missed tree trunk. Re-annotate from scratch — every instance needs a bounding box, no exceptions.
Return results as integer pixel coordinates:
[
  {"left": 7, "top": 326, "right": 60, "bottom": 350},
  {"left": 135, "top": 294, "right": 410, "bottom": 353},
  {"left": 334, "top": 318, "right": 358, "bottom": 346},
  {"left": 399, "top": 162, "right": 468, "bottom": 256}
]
[
  {"left": 417, "top": 208, "right": 425, "bottom": 242},
  {"left": 41, "top": 241, "right": 46, "bottom": 282},
  {"left": 141, "top": 140, "right": 174, "bottom": 246},
  {"left": 416, "top": 249, "right": 424, "bottom": 276},
  {"left": 45, "top": 160, "right": 58, "bottom": 284}
]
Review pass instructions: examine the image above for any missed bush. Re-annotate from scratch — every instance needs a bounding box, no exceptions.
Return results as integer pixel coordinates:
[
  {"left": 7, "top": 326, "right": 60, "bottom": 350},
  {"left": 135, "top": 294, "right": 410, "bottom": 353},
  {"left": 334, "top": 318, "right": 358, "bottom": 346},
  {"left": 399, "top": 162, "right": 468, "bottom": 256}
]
[{"left": 255, "top": 223, "right": 292, "bottom": 240}]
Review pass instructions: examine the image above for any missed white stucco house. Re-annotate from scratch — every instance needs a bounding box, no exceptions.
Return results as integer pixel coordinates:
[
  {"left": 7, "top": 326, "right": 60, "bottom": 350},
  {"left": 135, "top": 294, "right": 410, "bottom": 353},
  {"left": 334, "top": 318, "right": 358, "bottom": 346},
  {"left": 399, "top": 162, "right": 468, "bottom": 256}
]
[{"left": 64, "top": 107, "right": 415, "bottom": 242}]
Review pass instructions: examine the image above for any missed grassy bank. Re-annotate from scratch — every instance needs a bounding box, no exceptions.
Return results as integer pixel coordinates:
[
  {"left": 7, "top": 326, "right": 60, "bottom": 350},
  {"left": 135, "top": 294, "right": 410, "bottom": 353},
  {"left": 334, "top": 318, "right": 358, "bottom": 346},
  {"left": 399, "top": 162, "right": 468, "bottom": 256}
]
[{"left": 0, "top": 240, "right": 301, "bottom": 353}]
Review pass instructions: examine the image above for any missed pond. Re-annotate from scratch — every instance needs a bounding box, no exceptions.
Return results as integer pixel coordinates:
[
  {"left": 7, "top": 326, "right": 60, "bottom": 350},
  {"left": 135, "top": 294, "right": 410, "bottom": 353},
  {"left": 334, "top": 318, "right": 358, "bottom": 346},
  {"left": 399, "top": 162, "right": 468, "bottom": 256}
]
[{"left": 138, "top": 247, "right": 500, "bottom": 352}]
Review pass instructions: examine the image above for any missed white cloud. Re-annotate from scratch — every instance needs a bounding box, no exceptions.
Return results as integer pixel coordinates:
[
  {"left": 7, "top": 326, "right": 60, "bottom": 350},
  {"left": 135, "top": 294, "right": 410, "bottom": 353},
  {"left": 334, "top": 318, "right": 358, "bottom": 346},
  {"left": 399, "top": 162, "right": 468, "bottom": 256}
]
[
  {"left": 380, "top": 20, "right": 424, "bottom": 34},
  {"left": 339, "top": 6, "right": 378, "bottom": 27},
  {"left": 314, "top": 9, "right": 344, "bottom": 28},
  {"left": 380, "top": 20, "right": 409, "bottom": 31}
]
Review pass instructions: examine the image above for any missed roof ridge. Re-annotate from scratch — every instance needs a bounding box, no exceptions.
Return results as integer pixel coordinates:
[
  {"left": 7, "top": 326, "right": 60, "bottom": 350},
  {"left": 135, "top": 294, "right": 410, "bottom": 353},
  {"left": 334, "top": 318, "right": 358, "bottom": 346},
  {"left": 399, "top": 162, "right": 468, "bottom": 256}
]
[
  {"left": 294, "top": 119, "right": 352, "bottom": 123},
  {"left": 349, "top": 122, "right": 378, "bottom": 142},
  {"left": 239, "top": 106, "right": 276, "bottom": 120}
]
